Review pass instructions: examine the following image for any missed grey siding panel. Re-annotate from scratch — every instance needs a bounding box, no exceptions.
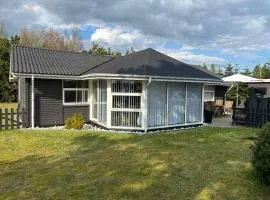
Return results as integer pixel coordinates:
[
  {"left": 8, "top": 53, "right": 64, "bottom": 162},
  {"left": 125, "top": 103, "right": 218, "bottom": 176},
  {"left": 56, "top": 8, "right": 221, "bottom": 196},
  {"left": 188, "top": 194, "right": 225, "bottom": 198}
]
[
  {"left": 26, "top": 78, "right": 31, "bottom": 127},
  {"left": 18, "top": 78, "right": 25, "bottom": 109},
  {"left": 35, "top": 79, "right": 63, "bottom": 126},
  {"left": 63, "top": 106, "right": 90, "bottom": 122},
  {"left": 25, "top": 78, "right": 90, "bottom": 127},
  {"left": 26, "top": 78, "right": 63, "bottom": 127}
]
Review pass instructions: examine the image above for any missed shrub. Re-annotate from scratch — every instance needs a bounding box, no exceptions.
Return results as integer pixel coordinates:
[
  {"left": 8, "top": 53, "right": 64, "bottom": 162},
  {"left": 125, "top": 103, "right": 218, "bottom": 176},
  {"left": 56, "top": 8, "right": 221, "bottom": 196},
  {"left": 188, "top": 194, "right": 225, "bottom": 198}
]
[
  {"left": 65, "top": 113, "right": 85, "bottom": 130},
  {"left": 252, "top": 123, "right": 270, "bottom": 185}
]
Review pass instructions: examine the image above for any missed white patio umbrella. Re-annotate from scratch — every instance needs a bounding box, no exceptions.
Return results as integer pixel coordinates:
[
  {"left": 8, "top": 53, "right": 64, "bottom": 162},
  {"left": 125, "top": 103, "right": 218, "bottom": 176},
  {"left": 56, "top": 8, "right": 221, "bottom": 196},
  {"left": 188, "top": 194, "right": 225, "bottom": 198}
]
[{"left": 222, "top": 74, "right": 260, "bottom": 106}]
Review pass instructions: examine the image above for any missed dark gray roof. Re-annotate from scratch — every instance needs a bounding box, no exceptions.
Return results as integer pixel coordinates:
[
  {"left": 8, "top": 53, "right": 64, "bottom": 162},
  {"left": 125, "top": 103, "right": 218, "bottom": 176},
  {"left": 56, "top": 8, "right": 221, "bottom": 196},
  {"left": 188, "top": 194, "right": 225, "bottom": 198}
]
[
  {"left": 11, "top": 45, "right": 113, "bottom": 76},
  {"left": 83, "top": 48, "right": 221, "bottom": 80},
  {"left": 11, "top": 46, "right": 221, "bottom": 81}
]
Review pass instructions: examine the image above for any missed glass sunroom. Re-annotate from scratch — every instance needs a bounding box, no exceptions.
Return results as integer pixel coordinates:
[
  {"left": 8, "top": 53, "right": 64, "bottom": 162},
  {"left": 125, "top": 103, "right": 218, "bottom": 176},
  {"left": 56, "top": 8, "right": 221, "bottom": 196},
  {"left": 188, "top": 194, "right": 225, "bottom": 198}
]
[{"left": 86, "top": 79, "right": 203, "bottom": 131}]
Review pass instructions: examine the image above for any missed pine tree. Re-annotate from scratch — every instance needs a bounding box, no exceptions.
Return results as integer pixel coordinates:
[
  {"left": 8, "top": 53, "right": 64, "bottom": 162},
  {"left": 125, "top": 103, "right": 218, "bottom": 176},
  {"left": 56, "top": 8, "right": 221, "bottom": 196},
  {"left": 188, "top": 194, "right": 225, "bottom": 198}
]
[
  {"left": 210, "top": 64, "right": 216, "bottom": 73},
  {"left": 225, "top": 63, "right": 234, "bottom": 77}
]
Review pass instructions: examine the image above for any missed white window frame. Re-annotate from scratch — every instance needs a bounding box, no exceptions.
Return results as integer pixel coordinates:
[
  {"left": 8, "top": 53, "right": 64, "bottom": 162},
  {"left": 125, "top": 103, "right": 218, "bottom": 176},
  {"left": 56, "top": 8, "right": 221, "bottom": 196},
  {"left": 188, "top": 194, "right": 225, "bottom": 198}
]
[
  {"left": 147, "top": 82, "right": 203, "bottom": 129},
  {"left": 62, "top": 80, "right": 89, "bottom": 106},
  {"left": 90, "top": 80, "right": 107, "bottom": 126},
  {"left": 110, "top": 81, "right": 143, "bottom": 129},
  {"left": 204, "top": 85, "right": 215, "bottom": 102}
]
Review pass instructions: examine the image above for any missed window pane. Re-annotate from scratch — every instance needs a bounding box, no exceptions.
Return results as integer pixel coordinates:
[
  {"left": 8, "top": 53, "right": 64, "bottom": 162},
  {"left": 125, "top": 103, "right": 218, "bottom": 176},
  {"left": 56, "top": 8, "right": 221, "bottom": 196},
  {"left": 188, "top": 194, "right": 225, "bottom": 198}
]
[
  {"left": 77, "top": 91, "right": 82, "bottom": 102},
  {"left": 97, "top": 80, "right": 107, "bottom": 124},
  {"left": 133, "top": 81, "right": 142, "bottom": 93},
  {"left": 111, "top": 111, "right": 141, "bottom": 127},
  {"left": 92, "top": 80, "right": 97, "bottom": 119},
  {"left": 84, "top": 91, "right": 88, "bottom": 102},
  {"left": 186, "top": 83, "right": 202, "bottom": 123},
  {"left": 112, "top": 96, "right": 140, "bottom": 109},
  {"left": 99, "top": 80, "right": 107, "bottom": 102},
  {"left": 64, "top": 81, "right": 76, "bottom": 88},
  {"left": 112, "top": 80, "right": 142, "bottom": 93},
  {"left": 65, "top": 91, "right": 76, "bottom": 103},
  {"left": 148, "top": 82, "right": 167, "bottom": 127},
  {"left": 204, "top": 91, "right": 214, "bottom": 101},
  {"left": 168, "top": 82, "right": 185, "bottom": 125}
]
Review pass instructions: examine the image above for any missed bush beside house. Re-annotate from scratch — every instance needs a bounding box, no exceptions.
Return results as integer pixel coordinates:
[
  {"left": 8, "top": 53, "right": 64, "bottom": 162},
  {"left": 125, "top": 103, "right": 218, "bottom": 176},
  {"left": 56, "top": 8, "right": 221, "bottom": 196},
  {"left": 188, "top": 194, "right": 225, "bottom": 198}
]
[
  {"left": 65, "top": 113, "right": 85, "bottom": 130},
  {"left": 252, "top": 123, "right": 270, "bottom": 185}
]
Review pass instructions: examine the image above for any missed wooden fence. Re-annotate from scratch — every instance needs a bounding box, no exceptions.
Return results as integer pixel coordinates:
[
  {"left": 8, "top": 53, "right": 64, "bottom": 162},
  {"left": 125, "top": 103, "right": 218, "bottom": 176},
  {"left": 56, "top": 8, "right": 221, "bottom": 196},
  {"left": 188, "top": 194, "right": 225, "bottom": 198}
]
[
  {"left": 0, "top": 108, "right": 26, "bottom": 131},
  {"left": 245, "top": 95, "right": 270, "bottom": 128}
]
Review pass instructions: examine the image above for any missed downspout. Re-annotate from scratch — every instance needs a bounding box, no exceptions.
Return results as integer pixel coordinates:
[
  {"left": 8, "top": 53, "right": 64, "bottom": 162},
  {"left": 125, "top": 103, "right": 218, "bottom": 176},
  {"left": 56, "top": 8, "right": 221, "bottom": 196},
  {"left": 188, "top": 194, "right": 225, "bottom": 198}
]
[
  {"left": 31, "top": 75, "right": 35, "bottom": 128},
  {"left": 224, "top": 84, "right": 234, "bottom": 102}
]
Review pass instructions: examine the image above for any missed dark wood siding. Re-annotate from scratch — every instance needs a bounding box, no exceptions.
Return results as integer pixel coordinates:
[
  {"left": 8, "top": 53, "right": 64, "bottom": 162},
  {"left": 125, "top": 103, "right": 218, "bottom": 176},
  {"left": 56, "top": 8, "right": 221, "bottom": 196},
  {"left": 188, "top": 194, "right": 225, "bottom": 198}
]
[
  {"left": 26, "top": 79, "right": 63, "bottom": 127},
  {"left": 24, "top": 78, "right": 90, "bottom": 127},
  {"left": 26, "top": 78, "right": 31, "bottom": 127},
  {"left": 63, "top": 106, "right": 90, "bottom": 122},
  {"left": 35, "top": 79, "right": 63, "bottom": 126}
]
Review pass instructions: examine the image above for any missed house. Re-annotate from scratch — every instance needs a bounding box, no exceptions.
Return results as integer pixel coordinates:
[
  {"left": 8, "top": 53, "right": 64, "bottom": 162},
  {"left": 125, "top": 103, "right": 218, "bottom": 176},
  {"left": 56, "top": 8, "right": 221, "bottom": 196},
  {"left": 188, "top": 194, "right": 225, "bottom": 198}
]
[
  {"left": 10, "top": 45, "right": 223, "bottom": 131},
  {"left": 223, "top": 74, "right": 270, "bottom": 107}
]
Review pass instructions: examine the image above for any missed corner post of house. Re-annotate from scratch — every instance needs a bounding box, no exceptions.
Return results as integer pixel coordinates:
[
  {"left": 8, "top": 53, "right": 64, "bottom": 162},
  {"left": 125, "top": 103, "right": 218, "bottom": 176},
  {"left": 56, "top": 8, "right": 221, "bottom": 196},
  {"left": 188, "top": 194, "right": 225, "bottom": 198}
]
[
  {"left": 107, "top": 80, "right": 112, "bottom": 128},
  {"left": 184, "top": 82, "right": 187, "bottom": 124},
  {"left": 201, "top": 83, "right": 204, "bottom": 124},
  {"left": 142, "top": 80, "right": 148, "bottom": 132},
  {"left": 31, "top": 75, "right": 35, "bottom": 128},
  {"left": 88, "top": 79, "right": 92, "bottom": 121}
]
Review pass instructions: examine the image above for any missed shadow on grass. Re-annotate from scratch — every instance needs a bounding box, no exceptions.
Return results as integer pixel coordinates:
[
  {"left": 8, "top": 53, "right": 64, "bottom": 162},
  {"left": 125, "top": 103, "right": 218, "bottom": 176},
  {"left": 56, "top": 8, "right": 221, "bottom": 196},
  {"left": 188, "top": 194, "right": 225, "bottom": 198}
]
[{"left": 0, "top": 131, "right": 269, "bottom": 200}]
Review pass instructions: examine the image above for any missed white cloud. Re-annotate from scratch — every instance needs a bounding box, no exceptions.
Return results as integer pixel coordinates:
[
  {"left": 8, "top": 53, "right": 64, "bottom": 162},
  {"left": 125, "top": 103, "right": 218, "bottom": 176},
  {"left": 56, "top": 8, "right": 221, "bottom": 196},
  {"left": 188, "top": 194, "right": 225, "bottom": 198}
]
[
  {"left": 1, "top": 0, "right": 270, "bottom": 67},
  {"left": 159, "top": 49, "right": 225, "bottom": 65},
  {"left": 90, "top": 26, "right": 160, "bottom": 50}
]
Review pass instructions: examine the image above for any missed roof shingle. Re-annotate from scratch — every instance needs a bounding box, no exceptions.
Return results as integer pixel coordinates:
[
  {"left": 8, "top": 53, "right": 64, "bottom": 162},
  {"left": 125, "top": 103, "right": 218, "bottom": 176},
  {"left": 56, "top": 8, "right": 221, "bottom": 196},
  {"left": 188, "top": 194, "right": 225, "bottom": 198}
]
[
  {"left": 11, "top": 45, "right": 113, "bottom": 76},
  {"left": 83, "top": 48, "right": 221, "bottom": 80},
  {"left": 10, "top": 46, "right": 221, "bottom": 81}
]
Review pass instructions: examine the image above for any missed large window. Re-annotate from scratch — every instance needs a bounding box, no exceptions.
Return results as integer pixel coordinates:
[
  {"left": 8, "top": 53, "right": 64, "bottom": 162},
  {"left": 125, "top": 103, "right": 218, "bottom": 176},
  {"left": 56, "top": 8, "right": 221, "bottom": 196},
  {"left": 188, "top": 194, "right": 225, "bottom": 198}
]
[
  {"left": 186, "top": 83, "right": 202, "bottom": 123},
  {"left": 148, "top": 82, "right": 202, "bottom": 128},
  {"left": 148, "top": 82, "right": 167, "bottom": 127},
  {"left": 168, "top": 82, "right": 186, "bottom": 125},
  {"left": 63, "top": 80, "right": 88, "bottom": 104},
  {"left": 111, "top": 80, "right": 142, "bottom": 127}
]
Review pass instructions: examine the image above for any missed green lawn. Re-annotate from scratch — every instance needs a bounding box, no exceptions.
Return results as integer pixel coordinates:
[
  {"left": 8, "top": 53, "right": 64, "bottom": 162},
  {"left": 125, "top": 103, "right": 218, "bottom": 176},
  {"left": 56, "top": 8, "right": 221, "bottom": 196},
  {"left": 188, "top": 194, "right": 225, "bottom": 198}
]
[{"left": 0, "top": 127, "right": 269, "bottom": 200}]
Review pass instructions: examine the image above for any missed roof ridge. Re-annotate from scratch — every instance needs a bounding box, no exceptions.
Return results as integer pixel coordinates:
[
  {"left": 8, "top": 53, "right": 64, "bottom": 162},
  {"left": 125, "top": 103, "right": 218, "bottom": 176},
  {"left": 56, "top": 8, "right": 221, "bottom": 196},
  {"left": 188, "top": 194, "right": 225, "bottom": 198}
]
[
  {"left": 79, "top": 57, "right": 116, "bottom": 76},
  {"left": 11, "top": 44, "right": 114, "bottom": 58}
]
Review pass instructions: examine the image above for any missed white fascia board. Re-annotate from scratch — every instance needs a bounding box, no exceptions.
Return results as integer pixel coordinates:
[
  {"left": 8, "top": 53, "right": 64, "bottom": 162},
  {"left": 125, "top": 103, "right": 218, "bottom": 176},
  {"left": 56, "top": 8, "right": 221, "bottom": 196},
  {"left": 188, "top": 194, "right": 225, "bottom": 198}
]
[
  {"left": 12, "top": 72, "right": 223, "bottom": 84},
  {"left": 82, "top": 73, "right": 222, "bottom": 82},
  {"left": 11, "top": 72, "right": 82, "bottom": 80}
]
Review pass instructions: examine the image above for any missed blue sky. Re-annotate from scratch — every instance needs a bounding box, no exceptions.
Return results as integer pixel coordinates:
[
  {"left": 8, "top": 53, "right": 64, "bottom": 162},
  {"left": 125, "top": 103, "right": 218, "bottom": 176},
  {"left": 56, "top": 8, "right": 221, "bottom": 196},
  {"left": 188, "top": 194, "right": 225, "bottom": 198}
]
[{"left": 1, "top": 0, "right": 270, "bottom": 72}]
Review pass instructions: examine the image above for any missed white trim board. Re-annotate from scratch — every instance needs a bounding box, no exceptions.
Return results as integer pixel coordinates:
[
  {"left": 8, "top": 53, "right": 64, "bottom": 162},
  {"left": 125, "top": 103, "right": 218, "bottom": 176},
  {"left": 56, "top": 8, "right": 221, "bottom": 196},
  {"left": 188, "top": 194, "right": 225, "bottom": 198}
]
[{"left": 11, "top": 72, "right": 223, "bottom": 84}]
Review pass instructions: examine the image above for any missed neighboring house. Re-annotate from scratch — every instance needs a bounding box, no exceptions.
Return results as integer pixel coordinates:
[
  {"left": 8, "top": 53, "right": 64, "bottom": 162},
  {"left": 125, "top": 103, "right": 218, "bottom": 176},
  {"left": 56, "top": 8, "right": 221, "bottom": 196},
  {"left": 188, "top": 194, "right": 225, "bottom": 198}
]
[
  {"left": 223, "top": 74, "right": 270, "bottom": 106},
  {"left": 10, "top": 45, "right": 223, "bottom": 131}
]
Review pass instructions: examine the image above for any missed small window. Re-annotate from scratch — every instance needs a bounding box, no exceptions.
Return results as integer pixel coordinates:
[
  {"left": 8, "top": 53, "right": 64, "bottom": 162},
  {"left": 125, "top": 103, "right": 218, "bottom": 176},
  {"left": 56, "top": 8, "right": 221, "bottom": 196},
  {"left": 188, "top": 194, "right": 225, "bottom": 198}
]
[
  {"left": 204, "top": 91, "right": 214, "bottom": 101},
  {"left": 63, "top": 80, "right": 89, "bottom": 104},
  {"left": 204, "top": 85, "right": 215, "bottom": 102}
]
